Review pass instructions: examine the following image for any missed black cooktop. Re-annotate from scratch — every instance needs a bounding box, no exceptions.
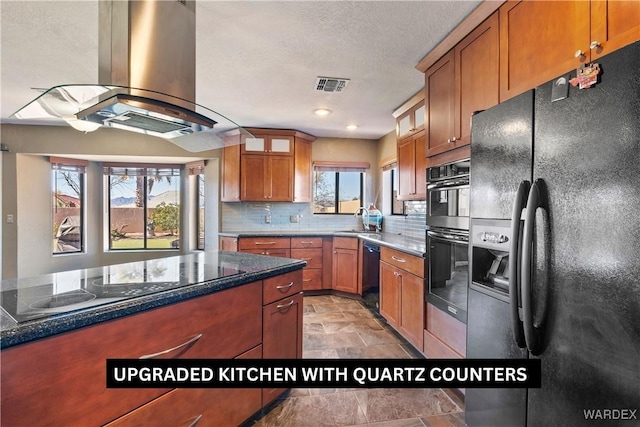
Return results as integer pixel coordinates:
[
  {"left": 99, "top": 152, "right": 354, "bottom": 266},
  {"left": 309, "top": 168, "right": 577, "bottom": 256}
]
[{"left": 0, "top": 254, "right": 245, "bottom": 324}]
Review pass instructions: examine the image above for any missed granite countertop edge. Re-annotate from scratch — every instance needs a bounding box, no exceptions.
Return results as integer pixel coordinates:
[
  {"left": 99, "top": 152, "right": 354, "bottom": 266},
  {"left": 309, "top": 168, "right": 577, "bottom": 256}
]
[
  {"left": 220, "top": 231, "right": 427, "bottom": 258},
  {"left": 1, "top": 255, "right": 306, "bottom": 349}
]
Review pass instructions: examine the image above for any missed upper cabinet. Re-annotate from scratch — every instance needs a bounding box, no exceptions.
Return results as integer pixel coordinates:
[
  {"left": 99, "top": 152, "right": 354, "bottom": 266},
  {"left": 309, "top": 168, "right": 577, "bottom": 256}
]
[
  {"left": 222, "top": 128, "right": 315, "bottom": 202},
  {"left": 393, "top": 92, "right": 427, "bottom": 200},
  {"left": 426, "top": 12, "right": 499, "bottom": 157},
  {"left": 499, "top": 0, "right": 640, "bottom": 101}
]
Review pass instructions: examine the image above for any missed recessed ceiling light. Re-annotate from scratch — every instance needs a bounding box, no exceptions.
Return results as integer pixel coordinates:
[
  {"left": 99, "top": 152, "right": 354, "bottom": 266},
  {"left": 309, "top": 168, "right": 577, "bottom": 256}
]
[
  {"left": 314, "top": 108, "right": 331, "bottom": 116},
  {"left": 346, "top": 124, "right": 358, "bottom": 130}
]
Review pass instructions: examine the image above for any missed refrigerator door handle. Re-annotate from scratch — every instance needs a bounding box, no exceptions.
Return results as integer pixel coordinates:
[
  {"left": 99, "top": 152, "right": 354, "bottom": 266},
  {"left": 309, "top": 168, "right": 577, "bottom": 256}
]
[
  {"left": 522, "top": 179, "right": 543, "bottom": 354},
  {"left": 509, "top": 180, "right": 529, "bottom": 348}
]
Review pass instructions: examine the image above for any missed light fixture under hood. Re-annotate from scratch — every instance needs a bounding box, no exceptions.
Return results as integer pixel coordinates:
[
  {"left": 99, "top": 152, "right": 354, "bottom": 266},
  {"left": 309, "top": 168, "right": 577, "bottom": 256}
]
[{"left": 9, "top": 0, "right": 251, "bottom": 152}]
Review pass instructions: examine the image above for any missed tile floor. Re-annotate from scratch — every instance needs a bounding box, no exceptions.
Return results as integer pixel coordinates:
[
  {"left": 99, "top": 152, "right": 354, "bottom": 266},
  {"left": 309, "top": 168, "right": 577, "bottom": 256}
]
[{"left": 252, "top": 294, "right": 466, "bottom": 427}]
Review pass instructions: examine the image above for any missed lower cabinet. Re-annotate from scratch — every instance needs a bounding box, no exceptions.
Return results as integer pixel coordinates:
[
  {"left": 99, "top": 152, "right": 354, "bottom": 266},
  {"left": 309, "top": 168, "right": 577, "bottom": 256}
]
[
  {"left": 331, "top": 237, "right": 360, "bottom": 294},
  {"left": 379, "top": 247, "right": 425, "bottom": 350},
  {"left": 262, "top": 269, "right": 303, "bottom": 406},
  {"left": 1, "top": 269, "right": 304, "bottom": 427},
  {"left": 291, "top": 237, "right": 324, "bottom": 291},
  {"left": 424, "top": 302, "right": 466, "bottom": 359}
]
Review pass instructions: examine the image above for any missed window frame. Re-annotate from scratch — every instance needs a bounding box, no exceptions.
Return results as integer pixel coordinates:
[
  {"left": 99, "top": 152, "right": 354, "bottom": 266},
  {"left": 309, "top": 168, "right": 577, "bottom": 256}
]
[
  {"left": 51, "top": 158, "right": 86, "bottom": 255},
  {"left": 105, "top": 163, "right": 181, "bottom": 251},
  {"left": 390, "top": 168, "right": 406, "bottom": 215},
  {"left": 312, "top": 170, "right": 364, "bottom": 215}
]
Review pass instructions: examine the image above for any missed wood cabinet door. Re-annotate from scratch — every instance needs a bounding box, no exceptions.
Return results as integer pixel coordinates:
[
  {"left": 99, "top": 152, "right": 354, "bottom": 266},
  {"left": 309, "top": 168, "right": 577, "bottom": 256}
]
[
  {"left": 398, "top": 271, "right": 425, "bottom": 350},
  {"left": 241, "top": 155, "right": 269, "bottom": 200},
  {"left": 221, "top": 145, "right": 241, "bottom": 201},
  {"left": 332, "top": 248, "right": 358, "bottom": 294},
  {"left": 379, "top": 261, "right": 401, "bottom": 328},
  {"left": 413, "top": 130, "right": 427, "bottom": 199},
  {"left": 219, "top": 236, "right": 238, "bottom": 251},
  {"left": 455, "top": 12, "right": 500, "bottom": 146},
  {"left": 262, "top": 292, "right": 303, "bottom": 405},
  {"left": 590, "top": 0, "right": 640, "bottom": 59},
  {"left": 425, "top": 50, "right": 456, "bottom": 156},
  {"left": 499, "top": 0, "right": 590, "bottom": 101},
  {"left": 269, "top": 156, "right": 294, "bottom": 201},
  {"left": 397, "top": 135, "right": 417, "bottom": 199},
  {"left": 294, "top": 138, "right": 312, "bottom": 202}
]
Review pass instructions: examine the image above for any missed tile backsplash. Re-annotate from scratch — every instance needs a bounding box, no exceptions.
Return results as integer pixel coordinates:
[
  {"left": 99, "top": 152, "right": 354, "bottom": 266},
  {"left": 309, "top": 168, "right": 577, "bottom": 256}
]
[{"left": 221, "top": 200, "right": 426, "bottom": 241}]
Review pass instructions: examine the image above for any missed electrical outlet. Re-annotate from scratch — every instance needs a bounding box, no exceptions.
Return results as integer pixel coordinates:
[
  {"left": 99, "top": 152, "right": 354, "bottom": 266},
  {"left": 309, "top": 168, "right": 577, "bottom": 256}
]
[
  {"left": 6, "top": 214, "right": 14, "bottom": 224},
  {"left": 264, "top": 214, "right": 271, "bottom": 224},
  {"left": 290, "top": 215, "right": 299, "bottom": 223}
]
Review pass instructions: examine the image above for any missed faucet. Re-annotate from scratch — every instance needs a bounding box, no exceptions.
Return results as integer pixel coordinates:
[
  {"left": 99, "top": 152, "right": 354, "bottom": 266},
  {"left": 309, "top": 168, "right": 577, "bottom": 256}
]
[{"left": 354, "top": 206, "right": 369, "bottom": 231}]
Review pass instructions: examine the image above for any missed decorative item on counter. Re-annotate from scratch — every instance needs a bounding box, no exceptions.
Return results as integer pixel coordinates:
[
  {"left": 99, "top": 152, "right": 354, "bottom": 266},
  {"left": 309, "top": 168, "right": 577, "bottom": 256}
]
[
  {"left": 367, "top": 204, "right": 382, "bottom": 232},
  {"left": 569, "top": 63, "right": 600, "bottom": 89}
]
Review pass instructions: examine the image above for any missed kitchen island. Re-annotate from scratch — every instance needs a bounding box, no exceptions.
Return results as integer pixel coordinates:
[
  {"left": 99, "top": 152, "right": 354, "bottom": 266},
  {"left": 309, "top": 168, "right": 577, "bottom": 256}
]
[{"left": 0, "top": 251, "right": 305, "bottom": 426}]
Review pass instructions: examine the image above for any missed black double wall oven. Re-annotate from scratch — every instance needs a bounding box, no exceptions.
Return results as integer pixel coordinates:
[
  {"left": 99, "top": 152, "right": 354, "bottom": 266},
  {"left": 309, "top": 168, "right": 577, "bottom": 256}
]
[{"left": 425, "top": 159, "right": 469, "bottom": 323}]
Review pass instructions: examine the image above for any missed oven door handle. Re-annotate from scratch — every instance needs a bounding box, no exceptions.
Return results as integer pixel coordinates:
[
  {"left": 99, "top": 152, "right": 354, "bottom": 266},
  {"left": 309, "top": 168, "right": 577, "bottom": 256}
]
[
  {"left": 427, "top": 180, "right": 469, "bottom": 190},
  {"left": 509, "top": 180, "right": 529, "bottom": 349},
  {"left": 427, "top": 230, "right": 469, "bottom": 243}
]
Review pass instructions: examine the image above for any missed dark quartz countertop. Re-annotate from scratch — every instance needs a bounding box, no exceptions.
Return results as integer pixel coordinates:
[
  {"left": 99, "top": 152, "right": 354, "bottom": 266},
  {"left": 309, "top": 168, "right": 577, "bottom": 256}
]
[
  {"left": 0, "top": 251, "right": 305, "bottom": 349},
  {"left": 219, "top": 230, "right": 426, "bottom": 258}
]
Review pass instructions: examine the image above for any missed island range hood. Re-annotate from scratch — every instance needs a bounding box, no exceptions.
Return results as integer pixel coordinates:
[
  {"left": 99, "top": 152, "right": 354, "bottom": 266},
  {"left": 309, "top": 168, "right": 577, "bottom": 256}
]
[{"left": 10, "top": 0, "right": 249, "bottom": 152}]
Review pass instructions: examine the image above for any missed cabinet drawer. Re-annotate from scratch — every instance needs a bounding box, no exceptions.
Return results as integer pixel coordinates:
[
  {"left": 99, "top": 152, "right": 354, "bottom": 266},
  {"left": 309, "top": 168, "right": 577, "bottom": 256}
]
[
  {"left": 107, "top": 345, "right": 263, "bottom": 427},
  {"left": 263, "top": 269, "right": 303, "bottom": 305},
  {"left": 290, "top": 236, "right": 323, "bottom": 248},
  {"left": 0, "top": 282, "right": 262, "bottom": 427},
  {"left": 424, "top": 329, "right": 463, "bottom": 359},
  {"left": 238, "top": 237, "right": 291, "bottom": 250},
  {"left": 380, "top": 247, "right": 425, "bottom": 277},
  {"left": 426, "top": 302, "right": 466, "bottom": 356},
  {"left": 291, "top": 248, "right": 323, "bottom": 269},
  {"left": 242, "top": 248, "right": 291, "bottom": 258},
  {"left": 302, "top": 268, "right": 323, "bottom": 291},
  {"left": 333, "top": 236, "right": 358, "bottom": 250}
]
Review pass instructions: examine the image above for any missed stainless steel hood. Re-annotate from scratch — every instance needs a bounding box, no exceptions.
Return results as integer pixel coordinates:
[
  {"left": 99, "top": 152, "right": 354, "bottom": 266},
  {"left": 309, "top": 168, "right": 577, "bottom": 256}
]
[{"left": 9, "top": 0, "right": 250, "bottom": 152}]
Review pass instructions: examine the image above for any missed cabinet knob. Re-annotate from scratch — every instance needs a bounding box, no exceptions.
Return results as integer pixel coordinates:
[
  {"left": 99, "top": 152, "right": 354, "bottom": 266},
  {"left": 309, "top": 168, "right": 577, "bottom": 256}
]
[
  {"left": 451, "top": 136, "right": 458, "bottom": 142},
  {"left": 589, "top": 41, "right": 601, "bottom": 50},
  {"left": 574, "top": 49, "right": 585, "bottom": 59},
  {"left": 447, "top": 138, "right": 452, "bottom": 143}
]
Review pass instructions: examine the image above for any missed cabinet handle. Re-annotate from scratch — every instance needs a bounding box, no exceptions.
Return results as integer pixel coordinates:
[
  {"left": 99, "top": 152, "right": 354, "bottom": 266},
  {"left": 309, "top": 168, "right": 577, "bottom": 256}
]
[
  {"left": 139, "top": 333, "right": 203, "bottom": 359},
  {"left": 574, "top": 49, "right": 585, "bottom": 58},
  {"left": 302, "top": 279, "right": 312, "bottom": 282},
  {"left": 447, "top": 138, "right": 452, "bottom": 143},
  {"left": 451, "top": 136, "right": 458, "bottom": 142},
  {"left": 589, "top": 41, "right": 601, "bottom": 50},
  {"left": 277, "top": 299, "right": 295, "bottom": 309},
  {"left": 276, "top": 281, "right": 294, "bottom": 289},
  {"left": 187, "top": 415, "right": 203, "bottom": 427},
  {"left": 300, "top": 241, "right": 314, "bottom": 245},
  {"left": 254, "top": 242, "right": 277, "bottom": 245},
  {"left": 302, "top": 257, "right": 313, "bottom": 261},
  {"left": 391, "top": 256, "right": 407, "bottom": 263}
]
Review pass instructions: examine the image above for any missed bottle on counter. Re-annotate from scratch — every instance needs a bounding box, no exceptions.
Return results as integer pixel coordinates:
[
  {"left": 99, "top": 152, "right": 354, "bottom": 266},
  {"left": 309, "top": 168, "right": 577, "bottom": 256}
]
[{"left": 367, "top": 204, "right": 382, "bottom": 232}]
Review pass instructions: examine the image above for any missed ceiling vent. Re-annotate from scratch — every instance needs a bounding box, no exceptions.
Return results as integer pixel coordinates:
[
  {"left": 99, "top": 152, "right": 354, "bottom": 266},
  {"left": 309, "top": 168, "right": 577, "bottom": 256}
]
[{"left": 315, "top": 77, "right": 350, "bottom": 93}]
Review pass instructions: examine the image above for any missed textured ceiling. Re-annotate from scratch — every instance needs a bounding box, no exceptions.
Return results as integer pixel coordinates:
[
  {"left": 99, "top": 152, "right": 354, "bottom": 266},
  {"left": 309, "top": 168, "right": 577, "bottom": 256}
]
[{"left": 1, "top": 1, "right": 482, "bottom": 141}]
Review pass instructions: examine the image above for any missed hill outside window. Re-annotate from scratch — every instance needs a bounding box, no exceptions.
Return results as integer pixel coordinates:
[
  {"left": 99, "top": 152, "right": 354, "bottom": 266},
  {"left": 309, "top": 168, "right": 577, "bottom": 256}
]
[{"left": 105, "top": 163, "right": 181, "bottom": 250}]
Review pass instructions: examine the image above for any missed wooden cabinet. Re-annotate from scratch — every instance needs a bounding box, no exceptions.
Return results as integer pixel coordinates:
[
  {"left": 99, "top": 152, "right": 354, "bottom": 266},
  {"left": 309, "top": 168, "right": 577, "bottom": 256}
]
[
  {"left": 238, "top": 237, "right": 291, "bottom": 258},
  {"left": 262, "top": 269, "right": 303, "bottom": 406},
  {"left": 396, "top": 100, "right": 426, "bottom": 139},
  {"left": 291, "top": 237, "right": 324, "bottom": 291},
  {"left": 105, "top": 345, "right": 263, "bottom": 427},
  {"left": 499, "top": 0, "right": 640, "bottom": 101},
  {"left": 221, "top": 128, "right": 315, "bottom": 202},
  {"left": 219, "top": 236, "right": 238, "bottom": 251},
  {"left": 241, "top": 154, "right": 293, "bottom": 201},
  {"left": 331, "top": 237, "right": 360, "bottom": 294},
  {"left": 426, "top": 12, "right": 499, "bottom": 157},
  {"left": 397, "top": 130, "right": 426, "bottom": 200},
  {"left": 379, "top": 247, "right": 425, "bottom": 350},
  {"left": 424, "top": 302, "right": 466, "bottom": 359},
  {"left": 0, "top": 282, "right": 263, "bottom": 427}
]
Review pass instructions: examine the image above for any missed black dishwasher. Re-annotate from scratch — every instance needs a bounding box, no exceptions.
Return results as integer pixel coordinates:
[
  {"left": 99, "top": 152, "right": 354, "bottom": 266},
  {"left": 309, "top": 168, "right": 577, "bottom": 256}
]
[{"left": 362, "top": 241, "right": 380, "bottom": 311}]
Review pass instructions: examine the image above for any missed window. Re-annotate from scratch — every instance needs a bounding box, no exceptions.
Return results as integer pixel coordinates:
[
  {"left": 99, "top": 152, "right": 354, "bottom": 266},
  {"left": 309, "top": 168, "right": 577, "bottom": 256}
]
[
  {"left": 312, "top": 161, "right": 368, "bottom": 214},
  {"left": 390, "top": 167, "right": 405, "bottom": 215},
  {"left": 187, "top": 161, "right": 206, "bottom": 250},
  {"left": 106, "top": 164, "right": 181, "bottom": 250},
  {"left": 52, "top": 157, "right": 86, "bottom": 254}
]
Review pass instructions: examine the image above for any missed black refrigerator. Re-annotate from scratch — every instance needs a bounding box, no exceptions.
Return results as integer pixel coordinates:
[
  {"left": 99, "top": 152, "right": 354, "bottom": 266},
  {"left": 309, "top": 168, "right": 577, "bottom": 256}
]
[{"left": 465, "top": 40, "right": 640, "bottom": 427}]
